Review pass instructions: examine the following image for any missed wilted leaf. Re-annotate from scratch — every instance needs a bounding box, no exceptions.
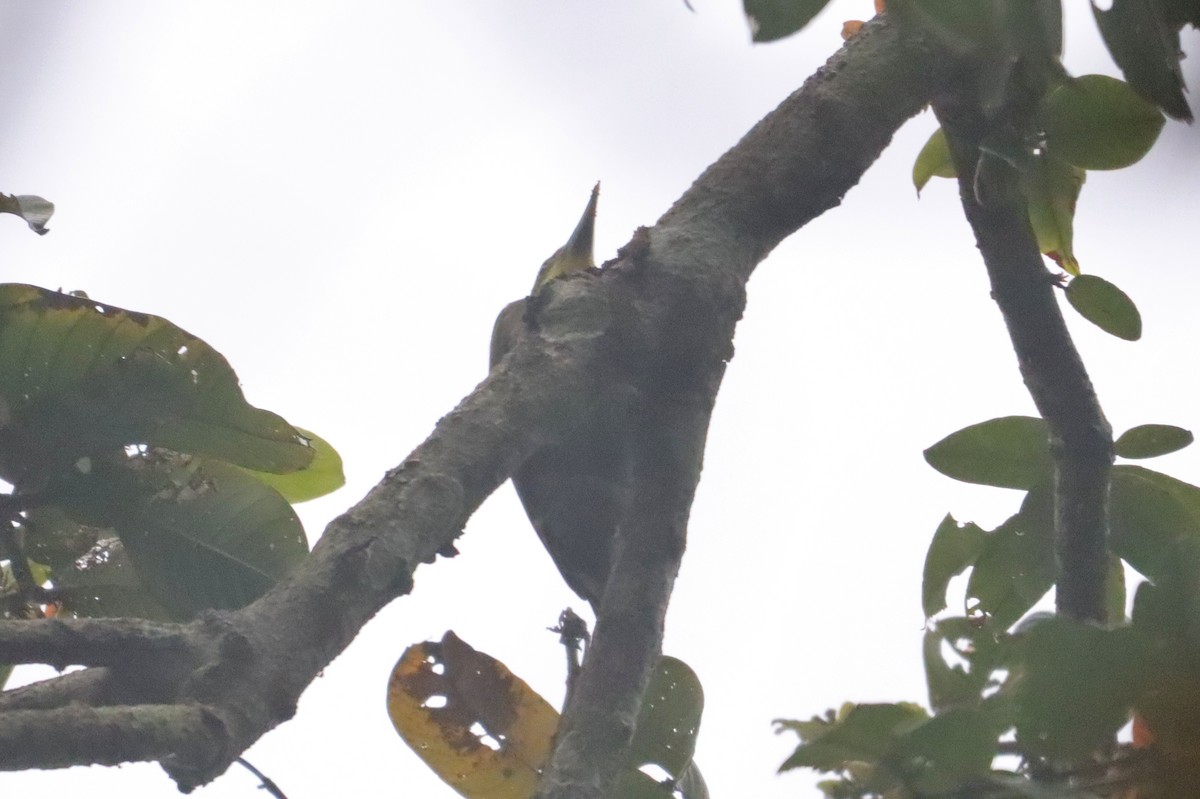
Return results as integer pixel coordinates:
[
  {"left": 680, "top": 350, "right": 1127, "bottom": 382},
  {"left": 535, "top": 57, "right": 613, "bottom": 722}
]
[
  {"left": 387, "top": 632, "right": 560, "bottom": 799},
  {"left": 913, "top": 127, "right": 957, "bottom": 194},
  {"left": 1020, "top": 154, "right": 1085, "bottom": 274},
  {"left": 922, "top": 514, "right": 986, "bottom": 618},
  {"left": 743, "top": 0, "right": 833, "bottom": 42},
  {"left": 1042, "top": 74, "right": 1166, "bottom": 170},
  {"left": 0, "top": 284, "right": 314, "bottom": 484},
  {"left": 0, "top": 193, "right": 54, "bottom": 235},
  {"left": 923, "top": 416, "right": 1051, "bottom": 490},
  {"left": 1065, "top": 274, "right": 1142, "bottom": 341},
  {"left": 1115, "top": 424, "right": 1193, "bottom": 459}
]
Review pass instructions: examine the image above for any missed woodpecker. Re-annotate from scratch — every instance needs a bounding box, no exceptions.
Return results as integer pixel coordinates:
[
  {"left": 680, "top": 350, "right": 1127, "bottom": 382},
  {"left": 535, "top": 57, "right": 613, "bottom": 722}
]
[{"left": 489, "top": 184, "right": 629, "bottom": 611}]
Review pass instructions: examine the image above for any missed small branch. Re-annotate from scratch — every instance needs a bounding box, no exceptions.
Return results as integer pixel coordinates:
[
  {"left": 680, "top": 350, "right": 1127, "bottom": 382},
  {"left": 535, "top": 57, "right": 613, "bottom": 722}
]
[
  {"left": 0, "top": 703, "right": 220, "bottom": 771},
  {"left": 0, "top": 617, "right": 191, "bottom": 669},
  {"left": 933, "top": 97, "right": 1113, "bottom": 624},
  {"left": 0, "top": 667, "right": 125, "bottom": 711}
]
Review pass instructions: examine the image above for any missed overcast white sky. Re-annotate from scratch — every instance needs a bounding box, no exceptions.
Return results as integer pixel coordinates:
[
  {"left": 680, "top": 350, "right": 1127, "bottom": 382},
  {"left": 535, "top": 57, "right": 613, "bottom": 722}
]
[{"left": 2, "top": 2, "right": 1198, "bottom": 797}]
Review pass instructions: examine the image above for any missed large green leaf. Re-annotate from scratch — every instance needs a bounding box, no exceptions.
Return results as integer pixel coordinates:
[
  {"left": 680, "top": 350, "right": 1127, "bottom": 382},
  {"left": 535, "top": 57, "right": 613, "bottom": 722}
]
[
  {"left": 923, "top": 416, "right": 1051, "bottom": 490},
  {"left": 240, "top": 428, "right": 344, "bottom": 503},
  {"left": 0, "top": 284, "right": 313, "bottom": 484},
  {"left": 1115, "top": 424, "right": 1193, "bottom": 459},
  {"left": 49, "top": 537, "right": 174, "bottom": 621},
  {"left": 922, "top": 514, "right": 986, "bottom": 618},
  {"left": 1012, "top": 617, "right": 1149, "bottom": 760},
  {"left": 742, "top": 0, "right": 833, "bottom": 43},
  {"left": 1042, "top": 74, "right": 1166, "bottom": 170},
  {"left": 1065, "top": 274, "right": 1141, "bottom": 340},
  {"left": 50, "top": 451, "right": 308, "bottom": 619},
  {"left": 965, "top": 485, "right": 1055, "bottom": 630},
  {"left": 1109, "top": 465, "right": 1200, "bottom": 582},
  {"left": 893, "top": 707, "right": 999, "bottom": 792}
]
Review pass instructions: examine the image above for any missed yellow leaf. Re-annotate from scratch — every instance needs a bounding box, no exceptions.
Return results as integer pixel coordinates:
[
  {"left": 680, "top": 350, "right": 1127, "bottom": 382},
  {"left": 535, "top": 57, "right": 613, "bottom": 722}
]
[{"left": 387, "top": 631, "right": 559, "bottom": 799}]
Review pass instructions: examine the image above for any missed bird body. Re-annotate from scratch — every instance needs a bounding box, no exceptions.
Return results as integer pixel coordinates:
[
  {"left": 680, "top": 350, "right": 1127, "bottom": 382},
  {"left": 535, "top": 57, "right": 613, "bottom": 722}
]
[{"left": 490, "top": 184, "right": 628, "bottom": 610}]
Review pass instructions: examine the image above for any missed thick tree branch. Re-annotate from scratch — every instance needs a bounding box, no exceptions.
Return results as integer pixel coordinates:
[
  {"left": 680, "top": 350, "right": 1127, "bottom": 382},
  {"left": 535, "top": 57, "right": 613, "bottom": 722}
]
[
  {"left": 934, "top": 97, "right": 1113, "bottom": 624},
  {"left": 0, "top": 13, "right": 954, "bottom": 791}
]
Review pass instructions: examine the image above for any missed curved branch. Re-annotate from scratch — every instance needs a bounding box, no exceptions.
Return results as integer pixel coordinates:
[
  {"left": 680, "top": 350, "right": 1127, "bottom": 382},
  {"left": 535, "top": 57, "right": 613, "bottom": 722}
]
[{"left": 934, "top": 97, "right": 1113, "bottom": 624}]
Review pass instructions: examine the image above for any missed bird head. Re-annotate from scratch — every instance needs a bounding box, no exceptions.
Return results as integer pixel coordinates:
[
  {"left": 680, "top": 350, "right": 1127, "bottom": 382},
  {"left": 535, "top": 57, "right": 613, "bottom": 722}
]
[{"left": 531, "top": 182, "right": 600, "bottom": 291}]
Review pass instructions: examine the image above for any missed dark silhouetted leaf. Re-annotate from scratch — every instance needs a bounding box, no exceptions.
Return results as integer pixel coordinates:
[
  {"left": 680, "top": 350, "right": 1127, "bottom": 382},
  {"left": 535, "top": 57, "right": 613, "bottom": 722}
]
[
  {"left": 742, "top": 0, "right": 833, "bottom": 43},
  {"left": 778, "top": 702, "right": 929, "bottom": 772},
  {"left": 1013, "top": 617, "right": 1149, "bottom": 759},
  {"left": 924, "top": 416, "right": 1051, "bottom": 490},
  {"left": 1115, "top": 424, "right": 1193, "bottom": 459},
  {"left": 1093, "top": 0, "right": 1192, "bottom": 121},
  {"left": 1109, "top": 465, "right": 1200, "bottom": 582},
  {"left": 1065, "top": 274, "right": 1142, "bottom": 341}
]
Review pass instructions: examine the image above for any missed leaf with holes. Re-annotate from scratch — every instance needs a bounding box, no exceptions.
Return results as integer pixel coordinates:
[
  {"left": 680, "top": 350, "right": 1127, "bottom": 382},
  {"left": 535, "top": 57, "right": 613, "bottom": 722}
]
[
  {"left": 387, "top": 632, "right": 559, "bottom": 799},
  {"left": 0, "top": 283, "right": 315, "bottom": 486},
  {"left": 923, "top": 514, "right": 987, "bottom": 618}
]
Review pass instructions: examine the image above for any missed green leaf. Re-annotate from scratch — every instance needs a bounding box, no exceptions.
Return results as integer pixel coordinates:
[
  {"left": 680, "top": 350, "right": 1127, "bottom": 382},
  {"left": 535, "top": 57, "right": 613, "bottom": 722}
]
[
  {"left": 896, "top": 0, "right": 1002, "bottom": 55},
  {"left": 51, "top": 451, "right": 308, "bottom": 619},
  {"left": 1092, "top": 0, "right": 1192, "bottom": 121},
  {"left": 778, "top": 702, "right": 928, "bottom": 772},
  {"left": 627, "top": 656, "right": 704, "bottom": 780},
  {"left": 1042, "top": 74, "right": 1166, "bottom": 170},
  {"left": 1065, "top": 274, "right": 1142, "bottom": 341},
  {"left": 49, "top": 537, "right": 174, "bottom": 620},
  {"left": 923, "top": 416, "right": 1051, "bottom": 490},
  {"left": 966, "top": 485, "right": 1055, "bottom": 629},
  {"left": 894, "top": 707, "right": 999, "bottom": 791},
  {"left": 922, "top": 617, "right": 1012, "bottom": 713},
  {"left": 742, "top": 0, "right": 833, "bottom": 43},
  {"left": 0, "top": 193, "right": 54, "bottom": 235},
  {"left": 922, "top": 514, "right": 986, "bottom": 618},
  {"left": 1109, "top": 465, "right": 1200, "bottom": 582},
  {"left": 912, "top": 127, "right": 957, "bottom": 194},
  {"left": 1115, "top": 424, "right": 1193, "bottom": 459},
  {"left": 241, "top": 428, "right": 345, "bottom": 503},
  {"left": 1012, "top": 617, "right": 1149, "bottom": 759},
  {"left": 1020, "top": 154, "right": 1085, "bottom": 274},
  {"left": 0, "top": 284, "right": 314, "bottom": 483}
]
